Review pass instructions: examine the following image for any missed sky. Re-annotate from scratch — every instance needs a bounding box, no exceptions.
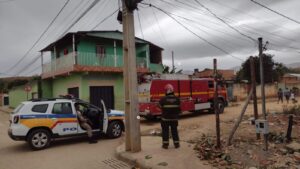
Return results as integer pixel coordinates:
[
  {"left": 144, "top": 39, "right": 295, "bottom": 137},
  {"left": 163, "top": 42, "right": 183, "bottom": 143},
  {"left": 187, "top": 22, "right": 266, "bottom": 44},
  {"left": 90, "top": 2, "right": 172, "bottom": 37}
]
[{"left": 0, "top": 0, "right": 300, "bottom": 77}]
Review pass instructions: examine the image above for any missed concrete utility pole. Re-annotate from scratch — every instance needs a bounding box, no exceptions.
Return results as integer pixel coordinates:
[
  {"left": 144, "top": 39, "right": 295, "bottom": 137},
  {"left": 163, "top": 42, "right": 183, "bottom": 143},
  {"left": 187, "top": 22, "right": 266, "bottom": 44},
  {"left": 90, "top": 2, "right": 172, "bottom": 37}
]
[
  {"left": 122, "top": 0, "right": 141, "bottom": 152},
  {"left": 213, "top": 58, "right": 221, "bottom": 148},
  {"left": 250, "top": 56, "right": 260, "bottom": 140},
  {"left": 258, "top": 37, "right": 268, "bottom": 151}
]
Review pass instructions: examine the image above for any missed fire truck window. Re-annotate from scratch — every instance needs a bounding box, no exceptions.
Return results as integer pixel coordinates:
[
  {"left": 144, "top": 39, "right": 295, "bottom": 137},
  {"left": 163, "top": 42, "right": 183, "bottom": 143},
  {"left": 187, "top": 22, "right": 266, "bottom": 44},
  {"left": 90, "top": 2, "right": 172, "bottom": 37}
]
[{"left": 208, "top": 81, "right": 214, "bottom": 88}]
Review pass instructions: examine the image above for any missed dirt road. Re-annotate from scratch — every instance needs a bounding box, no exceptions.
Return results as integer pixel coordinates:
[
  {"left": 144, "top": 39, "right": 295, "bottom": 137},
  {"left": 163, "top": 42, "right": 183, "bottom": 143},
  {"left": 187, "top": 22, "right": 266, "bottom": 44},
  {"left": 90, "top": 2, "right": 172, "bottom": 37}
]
[{"left": 0, "top": 111, "right": 131, "bottom": 169}]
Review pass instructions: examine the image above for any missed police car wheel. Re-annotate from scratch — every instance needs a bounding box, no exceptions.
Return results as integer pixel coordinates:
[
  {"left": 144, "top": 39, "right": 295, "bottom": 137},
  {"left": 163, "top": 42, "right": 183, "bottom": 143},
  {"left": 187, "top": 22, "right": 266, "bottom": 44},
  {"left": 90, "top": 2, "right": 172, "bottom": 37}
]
[
  {"left": 27, "top": 129, "right": 51, "bottom": 150},
  {"left": 107, "top": 121, "right": 122, "bottom": 138}
]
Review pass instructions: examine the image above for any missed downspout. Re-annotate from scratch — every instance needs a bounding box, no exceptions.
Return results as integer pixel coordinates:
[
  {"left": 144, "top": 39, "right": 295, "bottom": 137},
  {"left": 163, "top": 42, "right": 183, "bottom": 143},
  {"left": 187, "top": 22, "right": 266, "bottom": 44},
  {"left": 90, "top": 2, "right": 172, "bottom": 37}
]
[{"left": 114, "top": 40, "right": 117, "bottom": 67}]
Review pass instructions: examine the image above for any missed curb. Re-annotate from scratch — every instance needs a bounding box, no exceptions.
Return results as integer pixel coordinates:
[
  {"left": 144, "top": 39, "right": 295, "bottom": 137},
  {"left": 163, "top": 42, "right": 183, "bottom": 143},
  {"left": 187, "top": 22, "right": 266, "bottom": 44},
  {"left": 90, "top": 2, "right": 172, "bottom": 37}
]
[
  {"left": 0, "top": 107, "right": 12, "bottom": 114},
  {"left": 115, "top": 143, "right": 153, "bottom": 169}
]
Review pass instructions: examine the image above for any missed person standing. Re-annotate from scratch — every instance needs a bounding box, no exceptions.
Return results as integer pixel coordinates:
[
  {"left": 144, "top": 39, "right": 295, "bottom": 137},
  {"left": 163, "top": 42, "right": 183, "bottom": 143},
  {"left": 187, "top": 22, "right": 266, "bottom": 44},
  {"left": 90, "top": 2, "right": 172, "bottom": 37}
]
[
  {"left": 277, "top": 88, "right": 283, "bottom": 104},
  {"left": 75, "top": 104, "right": 97, "bottom": 144},
  {"left": 284, "top": 88, "right": 291, "bottom": 104},
  {"left": 159, "top": 84, "right": 181, "bottom": 149}
]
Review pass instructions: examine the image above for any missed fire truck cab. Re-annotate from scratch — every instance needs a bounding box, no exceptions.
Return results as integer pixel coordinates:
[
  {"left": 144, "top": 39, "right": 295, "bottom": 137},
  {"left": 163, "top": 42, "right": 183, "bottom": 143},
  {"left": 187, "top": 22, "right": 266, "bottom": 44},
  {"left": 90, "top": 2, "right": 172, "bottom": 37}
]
[{"left": 138, "top": 75, "right": 227, "bottom": 120}]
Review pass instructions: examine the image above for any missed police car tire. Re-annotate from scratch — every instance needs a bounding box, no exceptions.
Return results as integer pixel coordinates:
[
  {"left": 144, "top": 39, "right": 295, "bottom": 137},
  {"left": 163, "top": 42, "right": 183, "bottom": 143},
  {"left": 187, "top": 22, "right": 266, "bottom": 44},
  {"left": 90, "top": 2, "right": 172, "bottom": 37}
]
[
  {"left": 27, "top": 129, "right": 51, "bottom": 150},
  {"left": 107, "top": 121, "right": 122, "bottom": 138}
]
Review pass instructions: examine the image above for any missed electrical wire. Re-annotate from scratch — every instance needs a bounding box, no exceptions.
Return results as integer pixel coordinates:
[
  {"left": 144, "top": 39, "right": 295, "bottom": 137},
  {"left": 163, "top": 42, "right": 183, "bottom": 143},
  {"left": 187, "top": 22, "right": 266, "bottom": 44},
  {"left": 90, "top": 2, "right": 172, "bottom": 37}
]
[
  {"left": 193, "top": 0, "right": 256, "bottom": 42},
  {"left": 4, "top": 0, "right": 71, "bottom": 74},
  {"left": 137, "top": 10, "right": 145, "bottom": 39},
  {"left": 59, "top": 0, "right": 101, "bottom": 37},
  {"left": 250, "top": 0, "right": 300, "bottom": 25},
  {"left": 15, "top": 55, "right": 41, "bottom": 76},
  {"left": 143, "top": 3, "right": 244, "bottom": 61},
  {"left": 91, "top": 9, "right": 119, "bottom": 30}
]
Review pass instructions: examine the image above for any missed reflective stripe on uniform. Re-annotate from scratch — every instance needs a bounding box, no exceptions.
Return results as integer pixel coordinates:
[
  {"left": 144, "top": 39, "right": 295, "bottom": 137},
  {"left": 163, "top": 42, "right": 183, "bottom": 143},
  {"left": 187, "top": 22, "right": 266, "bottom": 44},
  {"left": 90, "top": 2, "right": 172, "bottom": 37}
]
[
  {"left": 174, "top": 141, "right": 180, "bottom": 143},
  {"left": 161, "top": 118, "right": 178, "bottom": 121},
  {"left": 163, "top": 141, "right": 169, "bottom": 143},
  {"left": 162, "top": 105, "right": 180, "bottom": 108}
]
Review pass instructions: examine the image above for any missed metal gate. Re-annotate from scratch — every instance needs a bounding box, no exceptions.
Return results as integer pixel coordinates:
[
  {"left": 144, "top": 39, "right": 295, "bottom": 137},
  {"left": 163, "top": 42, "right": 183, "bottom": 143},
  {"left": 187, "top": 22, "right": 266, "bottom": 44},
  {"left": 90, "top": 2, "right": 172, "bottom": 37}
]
[{"left": 90, "top": 86, "right": 114, "bottom": 109}]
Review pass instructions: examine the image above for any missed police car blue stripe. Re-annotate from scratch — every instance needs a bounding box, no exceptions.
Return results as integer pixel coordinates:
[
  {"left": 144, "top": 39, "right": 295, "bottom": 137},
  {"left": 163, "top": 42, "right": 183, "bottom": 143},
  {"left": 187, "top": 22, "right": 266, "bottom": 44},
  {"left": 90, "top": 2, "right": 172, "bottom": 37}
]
[{"left": 20, "top": 114, "right": 76, "bottom": 119}]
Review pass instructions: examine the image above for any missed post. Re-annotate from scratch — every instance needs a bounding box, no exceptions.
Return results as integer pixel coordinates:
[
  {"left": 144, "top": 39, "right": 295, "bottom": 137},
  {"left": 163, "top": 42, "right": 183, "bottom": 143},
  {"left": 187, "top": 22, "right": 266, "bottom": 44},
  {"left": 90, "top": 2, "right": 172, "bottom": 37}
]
[
  {"left": 227, "top": 88, "right": 253, "bottom": 146},
  {"left": 72, "top": 34, "right": 76, "bottom": 65},
  {"left": 122, "top": 0, "right": 141, "bottom": 152},
  {"left": 213, "top": 58, "right": 221, "bottom": 148},
  {"left": 250, "top": 56, "right": 260, "bottom": 140},
  {"left": 259, "top": 37, "right": 268, "bottom": 151},
  {"left": 114, "top": 40, "right": 117, "bottom": 67},
  {"left": 286, "top": 115, "right": 293, "bottom": 142},
  {"left": 172, "top": 51, "right": 175, "bottom": 72}
]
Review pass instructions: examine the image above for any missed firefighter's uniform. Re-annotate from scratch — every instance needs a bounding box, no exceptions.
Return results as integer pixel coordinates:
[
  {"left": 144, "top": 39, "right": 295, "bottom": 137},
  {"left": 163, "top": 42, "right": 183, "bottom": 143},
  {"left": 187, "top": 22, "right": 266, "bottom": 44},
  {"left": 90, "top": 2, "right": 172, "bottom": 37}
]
[{"left": 159, "top": 93, "right": 181, "bottom": 149}]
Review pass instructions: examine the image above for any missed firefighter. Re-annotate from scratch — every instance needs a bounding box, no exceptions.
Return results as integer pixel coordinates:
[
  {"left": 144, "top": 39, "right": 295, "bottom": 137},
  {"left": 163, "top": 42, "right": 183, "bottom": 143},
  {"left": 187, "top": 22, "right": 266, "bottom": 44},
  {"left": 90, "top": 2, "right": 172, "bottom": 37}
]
[{"left": 159, "top": 84, "right": 181, "bottom": 149}]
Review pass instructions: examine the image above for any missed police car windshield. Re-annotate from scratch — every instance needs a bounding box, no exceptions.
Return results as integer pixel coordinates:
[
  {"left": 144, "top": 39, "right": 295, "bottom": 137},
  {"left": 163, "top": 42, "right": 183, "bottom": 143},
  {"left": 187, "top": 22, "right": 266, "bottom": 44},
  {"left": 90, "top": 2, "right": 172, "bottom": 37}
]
[{"left": 12, "top": 104, "right": 24, "bottom": 114}]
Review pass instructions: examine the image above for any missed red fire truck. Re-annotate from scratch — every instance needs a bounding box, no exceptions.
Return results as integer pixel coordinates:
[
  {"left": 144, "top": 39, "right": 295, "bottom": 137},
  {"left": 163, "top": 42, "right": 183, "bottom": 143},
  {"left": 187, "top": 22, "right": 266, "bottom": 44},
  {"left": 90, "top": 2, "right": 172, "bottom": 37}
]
[{"left": 138, "top": 75, "right": 228, "bottom": 120}]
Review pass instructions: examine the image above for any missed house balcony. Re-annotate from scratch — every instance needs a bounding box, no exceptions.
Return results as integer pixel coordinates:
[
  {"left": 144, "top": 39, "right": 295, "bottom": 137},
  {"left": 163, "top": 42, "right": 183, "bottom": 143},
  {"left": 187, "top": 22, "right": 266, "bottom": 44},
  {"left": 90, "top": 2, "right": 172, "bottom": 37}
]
[{"left": 42, "top": 52, "right": 149, "bottom": 79}]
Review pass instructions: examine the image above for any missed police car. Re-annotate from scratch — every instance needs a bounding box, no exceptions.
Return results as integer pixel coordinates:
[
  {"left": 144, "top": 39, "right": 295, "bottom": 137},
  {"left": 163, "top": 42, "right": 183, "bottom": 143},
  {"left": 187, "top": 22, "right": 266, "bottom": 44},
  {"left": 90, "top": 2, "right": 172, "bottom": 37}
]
[{"left": 8, "top": 97, "right": 125, "bottom": 150}]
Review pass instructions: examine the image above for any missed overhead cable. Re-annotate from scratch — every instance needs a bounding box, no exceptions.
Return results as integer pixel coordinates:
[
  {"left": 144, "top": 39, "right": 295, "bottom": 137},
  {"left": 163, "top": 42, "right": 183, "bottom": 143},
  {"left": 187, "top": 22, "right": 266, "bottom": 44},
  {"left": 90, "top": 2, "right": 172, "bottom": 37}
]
[
  {"left": 4, "top": 0, "right": 71, "bottom": 74},
  {"left": 250, "top": 0, "right": 300, "bottom": 25},
  {"left": 143, "top": 3, "right": 244, "bottom": 61}
]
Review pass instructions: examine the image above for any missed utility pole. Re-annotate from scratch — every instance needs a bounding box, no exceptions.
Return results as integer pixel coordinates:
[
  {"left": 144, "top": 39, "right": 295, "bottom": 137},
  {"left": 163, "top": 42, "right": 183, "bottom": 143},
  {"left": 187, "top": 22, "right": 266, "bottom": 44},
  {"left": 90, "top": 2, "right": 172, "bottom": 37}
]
[
  {"left": 213, "top": 58, "right": 221, "bottom": 148},
  {"left": 172, "top": 51, "right": 175, "bottom": 71},
  {"left": 258, "top": 37, "right": 268, "bottom": 150},
  {"left": 250, "top": 56, "right": 260, "bottom": 140},
  {"left": 122, "top": 0, "right": 141, "bottom": 152}
]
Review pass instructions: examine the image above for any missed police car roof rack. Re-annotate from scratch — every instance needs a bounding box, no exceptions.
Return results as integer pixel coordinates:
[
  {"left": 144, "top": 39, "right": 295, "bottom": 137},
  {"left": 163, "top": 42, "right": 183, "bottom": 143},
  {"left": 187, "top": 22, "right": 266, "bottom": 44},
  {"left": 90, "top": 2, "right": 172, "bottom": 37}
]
[{"left": 30, "top": 98, "right": 57, "bottom": 102}]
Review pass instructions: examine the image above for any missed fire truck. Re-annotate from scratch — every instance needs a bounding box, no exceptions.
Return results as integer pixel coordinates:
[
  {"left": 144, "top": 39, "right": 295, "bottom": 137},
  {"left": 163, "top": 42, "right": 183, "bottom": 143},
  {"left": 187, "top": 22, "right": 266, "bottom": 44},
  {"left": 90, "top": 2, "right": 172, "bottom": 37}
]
[{"left": 138, "top": 74, "right": 228, "bottom": 120}]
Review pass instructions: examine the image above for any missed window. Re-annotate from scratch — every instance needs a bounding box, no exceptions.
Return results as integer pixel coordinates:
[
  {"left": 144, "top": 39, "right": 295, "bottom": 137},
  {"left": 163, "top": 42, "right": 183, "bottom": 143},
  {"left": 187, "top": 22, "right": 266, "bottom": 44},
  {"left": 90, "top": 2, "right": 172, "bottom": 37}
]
[
  {"left": 208, "top": 81, "right": 214, "bottom": 88},
  {"left": 63, "top": 49, "right": 68, "bottom": 55},
  {"left": 52, "top": 102, "right": 73, "bottom": 114},
  {"left": 96, "top": 45, "right": 105, "bottom": 58},
  {"left": 32, "top": 104, "right": 48, "bottom": 113}
]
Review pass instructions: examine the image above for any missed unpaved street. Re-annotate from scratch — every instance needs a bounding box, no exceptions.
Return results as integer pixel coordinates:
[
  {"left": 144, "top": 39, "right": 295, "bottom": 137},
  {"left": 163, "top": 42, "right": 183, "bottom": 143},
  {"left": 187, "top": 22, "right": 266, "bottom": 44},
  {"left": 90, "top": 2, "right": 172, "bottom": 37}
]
[
  {"left": 0, "top": 99, "right": 294, "bottom": 169},
  {"left": 0, "top": 111, "right": 131, "bottom": 169}
]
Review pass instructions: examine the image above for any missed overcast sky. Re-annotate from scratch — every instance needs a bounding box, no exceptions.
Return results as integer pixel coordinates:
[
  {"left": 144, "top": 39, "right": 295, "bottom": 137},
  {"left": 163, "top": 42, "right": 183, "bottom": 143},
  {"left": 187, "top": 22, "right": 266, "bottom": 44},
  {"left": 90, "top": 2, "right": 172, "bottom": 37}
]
[{"left": 0, "top": 0, "right": 300, "bottom": 77}]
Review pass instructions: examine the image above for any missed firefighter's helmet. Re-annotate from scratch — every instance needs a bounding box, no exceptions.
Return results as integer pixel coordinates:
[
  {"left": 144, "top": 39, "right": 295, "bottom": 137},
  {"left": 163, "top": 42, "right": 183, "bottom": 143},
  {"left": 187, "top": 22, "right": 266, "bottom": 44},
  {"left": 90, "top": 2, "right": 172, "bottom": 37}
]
[{"left": 164, "top": 84, "right": 174, "bottom": 94}]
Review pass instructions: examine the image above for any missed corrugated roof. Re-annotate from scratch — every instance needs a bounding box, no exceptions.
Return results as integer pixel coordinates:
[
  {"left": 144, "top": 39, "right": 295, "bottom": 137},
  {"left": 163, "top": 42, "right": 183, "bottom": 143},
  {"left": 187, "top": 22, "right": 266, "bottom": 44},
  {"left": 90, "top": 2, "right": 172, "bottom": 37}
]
[{"left": 40, "top": 30, "right": 163, "bottom": 51}]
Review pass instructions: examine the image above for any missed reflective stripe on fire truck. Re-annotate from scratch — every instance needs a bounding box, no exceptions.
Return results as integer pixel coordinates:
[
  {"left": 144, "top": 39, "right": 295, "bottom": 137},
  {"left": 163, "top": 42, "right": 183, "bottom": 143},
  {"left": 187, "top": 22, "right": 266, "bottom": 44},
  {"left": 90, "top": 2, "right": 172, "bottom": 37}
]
[{"left": 149, "top": 90, "right": 227, "bottom": 97}]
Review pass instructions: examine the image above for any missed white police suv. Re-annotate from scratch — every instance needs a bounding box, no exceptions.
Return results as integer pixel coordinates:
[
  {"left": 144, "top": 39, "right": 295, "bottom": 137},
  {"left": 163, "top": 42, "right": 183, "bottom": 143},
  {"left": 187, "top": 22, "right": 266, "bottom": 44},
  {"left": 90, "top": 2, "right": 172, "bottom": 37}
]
[{"left": 8, "top": 97, "right": 125, "bottom": 150}]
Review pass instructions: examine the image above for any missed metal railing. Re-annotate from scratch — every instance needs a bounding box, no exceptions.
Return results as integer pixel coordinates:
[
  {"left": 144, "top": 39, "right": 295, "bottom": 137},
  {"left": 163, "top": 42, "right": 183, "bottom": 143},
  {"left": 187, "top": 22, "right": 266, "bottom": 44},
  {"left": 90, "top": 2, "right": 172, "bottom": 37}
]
[{"left": 42, "top": 51, "right": 148, "bottom": 75}]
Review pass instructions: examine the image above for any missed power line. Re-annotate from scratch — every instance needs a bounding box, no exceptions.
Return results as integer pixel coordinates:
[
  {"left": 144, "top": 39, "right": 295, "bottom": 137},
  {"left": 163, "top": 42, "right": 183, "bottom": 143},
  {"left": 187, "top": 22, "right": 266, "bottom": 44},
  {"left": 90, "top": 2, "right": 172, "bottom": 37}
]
[
  {"left": 91, "top": 9, "right": 119, "bottom": 30},
  {"left": 4, "top": 0, "right": 71, "bottom": 74},
  {"left": 15, "top": 55, "right": 41, "bottom": 76},
  {"left": 60, "top": 0, "right": 101, "bottom": 37},
  {"left": 193, "top": 0, "right": 256, "bottom": 42},
  {"left": 137, "top": 10, "right": 145, "bottom": 39},
  {"left": 143, "top": 3, "right": 244, "bottom": 61},
  {"left": 250, "top": 0, "right": 300, "bottom": 25}
]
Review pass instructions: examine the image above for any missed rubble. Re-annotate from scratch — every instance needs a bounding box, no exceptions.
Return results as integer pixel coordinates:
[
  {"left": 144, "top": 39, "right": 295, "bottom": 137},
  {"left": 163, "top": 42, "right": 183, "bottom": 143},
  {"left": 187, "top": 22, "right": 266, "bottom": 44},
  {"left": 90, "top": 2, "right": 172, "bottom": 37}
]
[{"left": 286, "top": 142, "right": 300, "bottom": 152}]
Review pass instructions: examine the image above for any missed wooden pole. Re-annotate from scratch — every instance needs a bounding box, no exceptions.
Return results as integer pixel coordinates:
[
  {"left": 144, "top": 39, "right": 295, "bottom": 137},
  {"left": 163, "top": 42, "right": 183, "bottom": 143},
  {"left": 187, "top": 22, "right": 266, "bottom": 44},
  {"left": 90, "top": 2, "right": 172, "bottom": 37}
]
[
  {"left": 250, "top": 56, "right": 260, "bottom": 140},
  {"left": 213, "top": 58, "right": 221, "bottom": 148},
  {"left": 122, "top": 0, "right": 141, "bottom": 152},
  {"left": 258, "top": 37, "right": 268, "bottom": 151},
  {"left": 227, "top": 88, "right": 253, "bottom": 146}
]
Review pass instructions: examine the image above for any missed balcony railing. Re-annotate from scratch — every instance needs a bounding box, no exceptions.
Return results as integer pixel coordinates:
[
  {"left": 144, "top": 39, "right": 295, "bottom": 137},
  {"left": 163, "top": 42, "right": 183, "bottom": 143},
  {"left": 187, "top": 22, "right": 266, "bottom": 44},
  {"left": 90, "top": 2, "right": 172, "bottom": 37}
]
[{"left": 42, "top": 52, "right": 148, "bottom": 78}]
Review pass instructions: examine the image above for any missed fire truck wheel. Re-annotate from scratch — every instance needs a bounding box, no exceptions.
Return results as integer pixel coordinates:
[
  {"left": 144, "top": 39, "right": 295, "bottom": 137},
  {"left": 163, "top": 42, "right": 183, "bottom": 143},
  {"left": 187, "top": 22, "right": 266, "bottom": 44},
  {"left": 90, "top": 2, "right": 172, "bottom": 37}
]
[
  {"left": 144, "top": 115, "right": 157, "bottom": 121},
  {"left": 217, "top": 99, "right": 225, "bottom": 114},
  {"left": 209, "top": 100, "right": 225, "bottom": 114}
]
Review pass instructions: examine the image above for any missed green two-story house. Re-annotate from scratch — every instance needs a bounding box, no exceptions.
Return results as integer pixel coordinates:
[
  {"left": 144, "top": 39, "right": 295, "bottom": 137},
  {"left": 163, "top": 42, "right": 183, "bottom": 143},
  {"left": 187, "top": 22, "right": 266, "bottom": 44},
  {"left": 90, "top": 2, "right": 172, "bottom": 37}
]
[{"left": 41, "top": 30, "right": 163, "bottom": 110}]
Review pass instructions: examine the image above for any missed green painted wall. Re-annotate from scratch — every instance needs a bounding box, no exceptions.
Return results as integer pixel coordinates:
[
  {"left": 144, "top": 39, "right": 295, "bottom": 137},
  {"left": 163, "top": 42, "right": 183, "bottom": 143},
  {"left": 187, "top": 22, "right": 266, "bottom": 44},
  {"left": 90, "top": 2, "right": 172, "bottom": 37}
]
[
  {"left": 52, "top": 74, "right": 82, "bottom": 98},
  {"left": 41, "top": 80, "right": 53, "bottom": 98},
  {"left": 8, "top": 81, "right": 38, "bottom": 108},
  {"left": 76, "top": 37, "right": 148, "bottom": 68}
]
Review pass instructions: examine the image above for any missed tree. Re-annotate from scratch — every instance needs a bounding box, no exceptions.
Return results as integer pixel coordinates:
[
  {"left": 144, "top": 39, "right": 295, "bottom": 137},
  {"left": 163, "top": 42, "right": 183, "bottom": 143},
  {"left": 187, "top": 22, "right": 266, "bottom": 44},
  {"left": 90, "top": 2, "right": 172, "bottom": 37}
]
[
  {"left": 236, "top": 54, "right": 289, "bottom": 84},
  {"left": 162, "top": 65, "right": 182, "bottom": 74}
]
